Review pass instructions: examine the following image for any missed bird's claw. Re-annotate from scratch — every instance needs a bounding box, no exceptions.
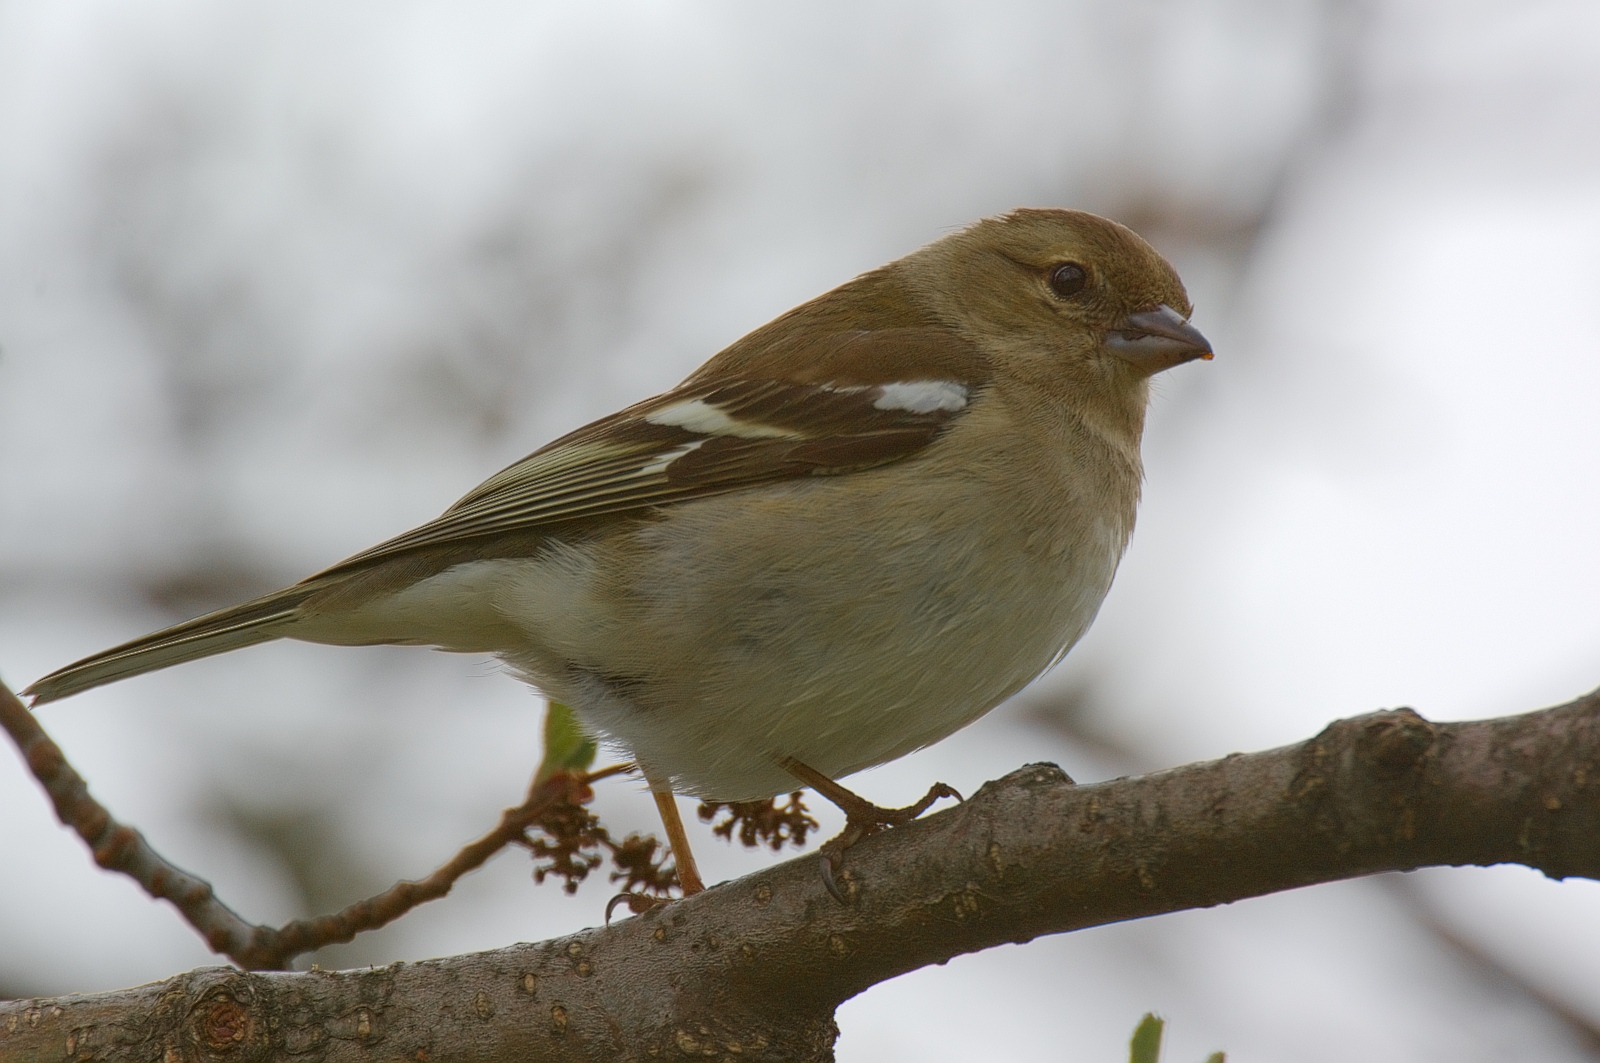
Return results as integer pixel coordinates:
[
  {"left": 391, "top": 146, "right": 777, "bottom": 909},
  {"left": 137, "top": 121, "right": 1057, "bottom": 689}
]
[
  {"left": 605, "top": 891, "right": 672, "bottom": 923},
  {"left": 897, "top": 781, "right": 962, "bottom": 823},
  {"left": 819, "top": 854, "right": 848, "bottom": 903}
]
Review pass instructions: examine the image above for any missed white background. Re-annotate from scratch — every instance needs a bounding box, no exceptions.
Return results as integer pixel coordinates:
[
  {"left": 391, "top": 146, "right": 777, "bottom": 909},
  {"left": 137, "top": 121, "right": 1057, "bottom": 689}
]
[{"left": 3, "top": 2, "right": 1600, "bottom": 1059}]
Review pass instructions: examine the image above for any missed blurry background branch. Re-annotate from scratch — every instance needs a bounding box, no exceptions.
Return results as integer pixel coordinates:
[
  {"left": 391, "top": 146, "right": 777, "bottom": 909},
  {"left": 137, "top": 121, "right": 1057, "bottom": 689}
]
[{"left": 5, "top": 687, "right": 1600, "bottom": 1061}]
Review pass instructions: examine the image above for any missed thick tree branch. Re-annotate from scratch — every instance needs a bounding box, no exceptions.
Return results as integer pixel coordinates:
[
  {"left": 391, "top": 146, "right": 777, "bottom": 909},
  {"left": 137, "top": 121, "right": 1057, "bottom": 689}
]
[{"left": 5, "top": 690, "right": 1600, "bottom": 1062}]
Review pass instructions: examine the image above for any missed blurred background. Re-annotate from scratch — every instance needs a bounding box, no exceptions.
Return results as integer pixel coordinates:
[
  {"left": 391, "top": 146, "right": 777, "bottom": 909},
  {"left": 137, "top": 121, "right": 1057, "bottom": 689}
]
[{"left": 3, "top": 0, "right": 1600, "bottom": 1059}]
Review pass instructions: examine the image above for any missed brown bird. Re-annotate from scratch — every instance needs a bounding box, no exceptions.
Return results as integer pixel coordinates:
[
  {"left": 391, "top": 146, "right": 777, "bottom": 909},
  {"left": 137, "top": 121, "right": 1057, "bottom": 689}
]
[{"left": 27, "top": 208, "right": 1211, "bottom": 895}]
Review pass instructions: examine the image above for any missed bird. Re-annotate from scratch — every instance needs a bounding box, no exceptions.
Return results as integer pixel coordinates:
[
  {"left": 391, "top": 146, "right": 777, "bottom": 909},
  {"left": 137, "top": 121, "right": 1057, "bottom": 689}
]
[{"left": 26, "top": 208, "right": 1211, "bottom": 897}]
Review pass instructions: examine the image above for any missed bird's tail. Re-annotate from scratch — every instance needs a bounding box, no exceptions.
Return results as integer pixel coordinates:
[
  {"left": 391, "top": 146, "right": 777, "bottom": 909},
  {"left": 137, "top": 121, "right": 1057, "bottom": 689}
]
[{"left": 24, "top": 585, "right": 318, "bottom": 705}]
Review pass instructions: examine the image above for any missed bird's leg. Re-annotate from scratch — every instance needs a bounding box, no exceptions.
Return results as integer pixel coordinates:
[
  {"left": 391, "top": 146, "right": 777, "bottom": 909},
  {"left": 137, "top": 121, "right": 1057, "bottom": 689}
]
[
  {"left": 606, "top": 783, "right": 704, "bottom": 921},
  {"left": 779, "top": 757, "right": 961, "bottom": 901},
  {"left": 652, "top": 788, "right": 705, "bottom": 896}
]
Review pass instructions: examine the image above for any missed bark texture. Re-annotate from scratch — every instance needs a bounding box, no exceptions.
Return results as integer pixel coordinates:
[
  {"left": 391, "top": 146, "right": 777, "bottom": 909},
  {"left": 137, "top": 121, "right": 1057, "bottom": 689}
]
[{"left": 6, "top": 692, "right": 1600, "bottom": 1062}]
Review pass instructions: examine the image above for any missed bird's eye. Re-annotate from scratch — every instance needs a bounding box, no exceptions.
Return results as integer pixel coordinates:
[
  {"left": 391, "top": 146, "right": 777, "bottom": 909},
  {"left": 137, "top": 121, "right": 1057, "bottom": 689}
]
[{"left": 1048, "top": 262, "right": 1088, "bottom": 299}]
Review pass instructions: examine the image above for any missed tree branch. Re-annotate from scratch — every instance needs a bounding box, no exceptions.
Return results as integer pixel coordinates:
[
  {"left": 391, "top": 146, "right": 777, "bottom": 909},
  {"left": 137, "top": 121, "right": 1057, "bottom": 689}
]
[
  {"left": 0, "top": 678, "right": 654, "bottom": 971},
  {"left": 5, "top": 690, "right": 1599, "bottom": 1062}
]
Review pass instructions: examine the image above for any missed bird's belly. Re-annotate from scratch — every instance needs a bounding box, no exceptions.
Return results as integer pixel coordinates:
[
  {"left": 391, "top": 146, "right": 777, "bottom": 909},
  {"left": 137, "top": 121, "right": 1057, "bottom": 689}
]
[{"left": 489, "top": 470, "right": 1128, "bottom": 800}]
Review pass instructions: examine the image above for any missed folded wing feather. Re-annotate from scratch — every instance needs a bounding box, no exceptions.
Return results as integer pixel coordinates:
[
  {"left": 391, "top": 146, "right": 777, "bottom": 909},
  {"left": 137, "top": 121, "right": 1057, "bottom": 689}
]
[{"left": 26, "top": 327, "right": 986, "bottom": 705}]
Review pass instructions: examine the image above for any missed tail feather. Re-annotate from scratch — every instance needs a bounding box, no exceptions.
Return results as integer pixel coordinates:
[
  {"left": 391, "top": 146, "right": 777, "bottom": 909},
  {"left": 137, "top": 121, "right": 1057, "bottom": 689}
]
[{"left": 24, "top": 586, "right": 317, "bottom": 705}]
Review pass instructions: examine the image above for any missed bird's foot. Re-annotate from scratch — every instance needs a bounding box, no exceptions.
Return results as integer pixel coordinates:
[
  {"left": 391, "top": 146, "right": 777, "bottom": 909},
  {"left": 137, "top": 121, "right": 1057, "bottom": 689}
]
[{"left": 780, "top": 758, "right": 961, "bottom": 902}]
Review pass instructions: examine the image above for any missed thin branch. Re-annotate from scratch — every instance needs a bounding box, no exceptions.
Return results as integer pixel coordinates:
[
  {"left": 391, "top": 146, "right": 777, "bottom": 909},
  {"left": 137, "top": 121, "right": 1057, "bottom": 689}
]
[
  {"left": 6, "top": 690, "right": 1600, "bottom": 1062},
  {"left": 0, "top": 678, "right": 264, "bottom": 962},
  {"left": 224, "top": 767, "right": 637, "bottom": 969},
  {"left": 0, "top": 677, "right": 644, "bottom": 971}
]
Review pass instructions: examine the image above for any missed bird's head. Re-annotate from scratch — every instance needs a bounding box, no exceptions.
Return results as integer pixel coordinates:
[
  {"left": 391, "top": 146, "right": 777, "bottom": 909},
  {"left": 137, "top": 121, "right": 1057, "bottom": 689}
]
[{"left": 899, "top": 208, "right": 1212, "bottom": 399}]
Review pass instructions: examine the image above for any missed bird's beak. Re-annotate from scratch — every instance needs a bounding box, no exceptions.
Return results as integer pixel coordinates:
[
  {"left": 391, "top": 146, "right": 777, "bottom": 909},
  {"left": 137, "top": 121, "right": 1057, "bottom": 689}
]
[{"left": 1104, "top": 304, "right": 1213, "bottom": 374}]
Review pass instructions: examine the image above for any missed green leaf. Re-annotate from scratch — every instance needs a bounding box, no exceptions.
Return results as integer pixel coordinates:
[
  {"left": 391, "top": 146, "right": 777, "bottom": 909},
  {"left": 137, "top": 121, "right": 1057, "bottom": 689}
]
[
  {"left": 1128, "top": 1013, "right": 1164, "bottom": 1063},
  {"left": 537, "top": 701, "right": 597, "bottom": 781},
  {"left": 1202, "top": 1054, "right": 1226, "bottom": 1063}
]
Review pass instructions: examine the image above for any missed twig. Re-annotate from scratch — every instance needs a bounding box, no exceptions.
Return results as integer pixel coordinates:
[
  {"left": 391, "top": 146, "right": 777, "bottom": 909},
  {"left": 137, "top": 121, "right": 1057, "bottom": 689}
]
[
  {"left": 0, "top": 678, "right": 272, "bottom": 962},
  {"left": 0, "top": 676, "right": 634, "bottom": 970},
  {"left": 226, "top": 766, "right": 632, "bottom": 969}
]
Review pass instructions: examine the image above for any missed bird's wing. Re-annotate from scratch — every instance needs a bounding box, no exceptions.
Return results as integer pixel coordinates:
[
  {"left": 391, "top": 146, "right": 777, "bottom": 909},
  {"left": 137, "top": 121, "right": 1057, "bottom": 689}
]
[
  {"left": 318, "top": 329, "right": 987, "bottom": 576},
  {"left": 22, "top": 328, "right": 985, "bottom": 704}
]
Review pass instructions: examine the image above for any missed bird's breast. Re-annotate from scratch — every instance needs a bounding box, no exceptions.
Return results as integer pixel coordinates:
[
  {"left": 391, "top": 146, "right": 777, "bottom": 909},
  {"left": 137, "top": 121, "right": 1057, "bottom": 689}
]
[{"left": 480, "top": 399, "right": 1139, "bottom": 798}]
